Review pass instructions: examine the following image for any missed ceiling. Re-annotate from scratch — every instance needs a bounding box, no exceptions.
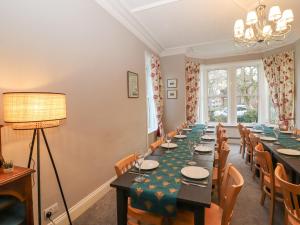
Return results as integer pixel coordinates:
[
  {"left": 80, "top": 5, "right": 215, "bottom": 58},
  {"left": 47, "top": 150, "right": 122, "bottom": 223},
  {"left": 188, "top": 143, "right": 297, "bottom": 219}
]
[{"left": 95, "top": 0, "right": 300, "bottom": 59}]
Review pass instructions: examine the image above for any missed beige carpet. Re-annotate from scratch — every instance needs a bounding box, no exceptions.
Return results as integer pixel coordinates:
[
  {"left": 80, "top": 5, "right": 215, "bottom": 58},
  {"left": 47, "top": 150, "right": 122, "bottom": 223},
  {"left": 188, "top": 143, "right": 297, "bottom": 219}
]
[{"left": 74, "top": 144, "right": 284, "bottom": 225}]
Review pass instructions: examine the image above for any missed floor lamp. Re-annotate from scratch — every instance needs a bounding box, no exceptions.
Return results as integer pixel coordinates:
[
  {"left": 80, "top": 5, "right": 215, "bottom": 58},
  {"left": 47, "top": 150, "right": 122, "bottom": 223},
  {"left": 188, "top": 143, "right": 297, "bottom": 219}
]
[{"left": 2, "top": 92, "right": 72, "bottom": 225}]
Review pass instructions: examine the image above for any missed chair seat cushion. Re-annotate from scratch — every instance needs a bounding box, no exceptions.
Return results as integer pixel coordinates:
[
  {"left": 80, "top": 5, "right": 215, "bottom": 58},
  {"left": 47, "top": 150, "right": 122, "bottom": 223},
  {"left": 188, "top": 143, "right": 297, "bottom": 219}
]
[{"left": 171, "top": 203, "right": 223, "bottom": 225}]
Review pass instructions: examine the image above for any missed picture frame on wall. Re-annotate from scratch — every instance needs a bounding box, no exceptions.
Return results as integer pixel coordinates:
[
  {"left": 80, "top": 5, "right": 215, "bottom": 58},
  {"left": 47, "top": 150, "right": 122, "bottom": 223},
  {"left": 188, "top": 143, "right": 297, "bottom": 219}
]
[
  {"left": 167, "top": 90, "right": 177, "bottom": 99},
  {"left": 127, "top": 71, "right": 139, "bottom": 98},
  {"left": 167, "top": 79, "right": 177, "bottom": 88}
]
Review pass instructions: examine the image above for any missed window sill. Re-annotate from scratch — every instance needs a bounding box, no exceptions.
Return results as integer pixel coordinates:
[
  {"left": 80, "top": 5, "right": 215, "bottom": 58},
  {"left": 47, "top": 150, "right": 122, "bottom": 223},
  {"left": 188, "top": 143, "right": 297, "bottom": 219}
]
[{"left": 148, "top": 128, "right": 158, "bottom": 134}]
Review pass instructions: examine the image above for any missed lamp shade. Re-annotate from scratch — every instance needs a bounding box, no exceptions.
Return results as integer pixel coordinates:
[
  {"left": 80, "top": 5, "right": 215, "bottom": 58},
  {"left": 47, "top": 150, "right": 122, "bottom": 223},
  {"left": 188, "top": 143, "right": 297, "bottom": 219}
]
[{"left": 3, "top": 92, "right": 66, "bottom": 124}]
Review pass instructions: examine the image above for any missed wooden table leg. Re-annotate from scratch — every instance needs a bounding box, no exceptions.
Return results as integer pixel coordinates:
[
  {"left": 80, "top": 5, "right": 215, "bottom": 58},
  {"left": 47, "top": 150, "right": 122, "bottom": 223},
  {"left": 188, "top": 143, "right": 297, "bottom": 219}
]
[
  {"left": 194, "top": 206, "right": 205, "bottom": 225},
  {"left": 116, "top": 188, "right": 128, "bottom": 225}
]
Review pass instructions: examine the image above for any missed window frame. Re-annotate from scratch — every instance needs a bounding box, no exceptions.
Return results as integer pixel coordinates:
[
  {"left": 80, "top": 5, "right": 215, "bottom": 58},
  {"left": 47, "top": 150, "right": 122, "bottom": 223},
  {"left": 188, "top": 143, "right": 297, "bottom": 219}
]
[{"left": 199, "top": 60, "right": 272, "bottom": 126}]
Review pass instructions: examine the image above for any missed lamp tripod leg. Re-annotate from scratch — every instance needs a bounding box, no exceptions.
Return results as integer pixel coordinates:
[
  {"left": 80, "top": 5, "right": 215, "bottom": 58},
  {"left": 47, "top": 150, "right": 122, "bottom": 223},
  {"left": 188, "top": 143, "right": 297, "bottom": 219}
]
[
  {"left": 27, "top": 129, "right": 37, "bottom": 168},
  {"left": 41, "top": 128, "right": 73, "bottom": 225},
  {"left": 37, "top": 129, "right": 42, "bottom": 225}
]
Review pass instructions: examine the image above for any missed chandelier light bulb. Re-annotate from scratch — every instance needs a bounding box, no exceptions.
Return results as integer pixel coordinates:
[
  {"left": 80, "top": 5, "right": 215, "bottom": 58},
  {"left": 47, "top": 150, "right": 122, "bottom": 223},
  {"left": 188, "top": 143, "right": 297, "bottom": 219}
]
[
  {"left": 245, "top": 28, "right": 254, "bottom": 40},
  {"left": 246, "top": 11, "right": 258, "bottom": 25},
  {"left": 276, "top": 19, "right": 287, "bottom": 32},
  {"left": 262, "top": 25, "right": 272, "bottom": 36},
  {"left": 282, "top": 9, "right": 294, "bottom": 23},
  {"left": 269, "top": 6, "right": 281, "bottom": 21}
]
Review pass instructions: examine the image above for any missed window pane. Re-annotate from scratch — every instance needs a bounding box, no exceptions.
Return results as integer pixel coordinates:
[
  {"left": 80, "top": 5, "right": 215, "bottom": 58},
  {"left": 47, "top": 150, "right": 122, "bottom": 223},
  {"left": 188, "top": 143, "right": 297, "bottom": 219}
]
[
  {"left": 236, "top": 66, "right": 258, "bottom": 123},
  {"left": 208, "top": 70, "right": 228, "bottom": 122}
]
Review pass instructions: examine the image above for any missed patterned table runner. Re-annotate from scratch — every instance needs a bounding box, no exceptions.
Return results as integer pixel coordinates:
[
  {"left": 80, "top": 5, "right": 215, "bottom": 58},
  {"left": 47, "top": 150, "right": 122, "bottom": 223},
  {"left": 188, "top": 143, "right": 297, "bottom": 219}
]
[
  {"left": 130, "top": 124, "right": 205, "bottom": 216},
  {"left": 259, "top": 125, "right": 300, "bottom": 149}
]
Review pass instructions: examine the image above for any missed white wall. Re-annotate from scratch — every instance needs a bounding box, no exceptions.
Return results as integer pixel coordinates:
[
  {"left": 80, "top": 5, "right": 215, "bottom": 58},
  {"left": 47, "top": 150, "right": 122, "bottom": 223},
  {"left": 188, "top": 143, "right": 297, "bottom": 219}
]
[{"left": 0, "top": 0, "right": 152, "bottom": 223}]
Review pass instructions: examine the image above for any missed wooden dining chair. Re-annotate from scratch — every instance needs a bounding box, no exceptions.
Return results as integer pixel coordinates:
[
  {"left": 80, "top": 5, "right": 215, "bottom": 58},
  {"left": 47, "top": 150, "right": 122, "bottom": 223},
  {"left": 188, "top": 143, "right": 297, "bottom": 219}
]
[
  {"left": 150, "top": 138, "right": 164, "bottom": 152},
  {"left": 254, "top": 150, "right": 283, "bottom": 225},
  {"left": 244, "top": 128, "right": 253, "bottom": 166},
  {"left": 171, "top": 163, "right": 244, "bottom": 225},
  {"left": 275, "top": 163, "right": 300, "bottom": 225},
  {"left": 237, "top": 123, "right": 245, "bottom": 156},
  {"left": 213, "top": 141, "right": 230, "bottom": 202},
  {"left": 254, "top": 143, "right": 265, "bottom": 189},
  {"left": 114, "top": 154, "right": 163, "bottom": 225},
  {"left": 249, "top": 133, "right": 260, "bottom": 175}
]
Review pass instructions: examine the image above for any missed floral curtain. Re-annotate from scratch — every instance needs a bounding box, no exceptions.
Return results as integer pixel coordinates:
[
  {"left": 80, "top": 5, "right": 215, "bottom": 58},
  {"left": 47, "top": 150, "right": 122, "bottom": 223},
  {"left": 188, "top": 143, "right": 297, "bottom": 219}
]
[
  {"left": 262, "top": 51, "right": 295, "bottom": 128},
  {"left": 185, "top": 60, "right": 200, "bottom": 124},
  {"left": 151, "top": 55, "right": 164, "bottom": 137}
]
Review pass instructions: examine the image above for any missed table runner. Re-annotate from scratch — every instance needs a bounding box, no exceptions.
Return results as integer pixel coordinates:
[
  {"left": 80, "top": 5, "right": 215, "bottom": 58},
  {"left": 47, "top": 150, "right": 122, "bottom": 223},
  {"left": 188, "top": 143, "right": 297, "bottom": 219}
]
[{"left": 130, "top": 125, "right": 205, "bottom": 216}]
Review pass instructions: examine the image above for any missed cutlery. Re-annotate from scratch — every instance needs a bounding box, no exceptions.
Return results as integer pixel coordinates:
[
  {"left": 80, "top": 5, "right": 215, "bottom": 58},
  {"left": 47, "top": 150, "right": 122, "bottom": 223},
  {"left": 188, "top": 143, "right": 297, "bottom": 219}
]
[
  {"left": 181, "top": 180, "right": 207, "bottom": 188},
  {"left": 129, "top": 171, "right": 150, "bottom": 177},
  {"left": 182, "top": 178, "right": 208, "bottom": 185}
]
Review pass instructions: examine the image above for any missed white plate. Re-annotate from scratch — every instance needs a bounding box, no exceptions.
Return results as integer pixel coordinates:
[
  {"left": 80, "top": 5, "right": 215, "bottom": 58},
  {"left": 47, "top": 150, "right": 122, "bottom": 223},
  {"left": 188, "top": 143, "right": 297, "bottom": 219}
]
[
  {"left": 201, "top": 135, "right": 215, "bottom": 140},
  {"left": 195, "top": 145, "right": 212, "bottom": 152},
  {"left": 251, "top": 129, "right": 263, "bottom": 133},
  {"left": 161, "top": 143, "right": 178, "bottom": 149},
  {"left": 189, "top": 124, "right": 196, "bottom": 127},
  {"left": 181, "top": 166, "right": 209, "bottom": 180},
  {"left": 135, "top": 160, "right": 159, "bottom": 170},
  {"left": 280, "top": 130, "right": 293, "bottom": 134},
  {"left": 183, "top": 128, "right": 192, "bottom": 131},
  {"left": 260, "top": 136, "right": 277, "bottom": 141},
  {"left": 174, "top": 135, "right": 187, "bottom": 139},
  {"left": 277, "top": 149, "right": 300, "bottom": 156}
]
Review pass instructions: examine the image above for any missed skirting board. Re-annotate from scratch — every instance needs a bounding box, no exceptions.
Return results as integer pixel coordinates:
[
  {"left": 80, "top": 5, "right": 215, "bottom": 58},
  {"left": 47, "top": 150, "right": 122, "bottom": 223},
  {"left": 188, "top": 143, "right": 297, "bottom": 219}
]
[{"left": 48, "top": 175, "right": 117, "bottom": 225}]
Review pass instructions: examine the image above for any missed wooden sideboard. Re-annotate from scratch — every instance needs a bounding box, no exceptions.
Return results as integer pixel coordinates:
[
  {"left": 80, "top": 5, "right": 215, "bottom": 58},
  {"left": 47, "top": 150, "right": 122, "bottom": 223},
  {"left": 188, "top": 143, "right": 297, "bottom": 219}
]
[{"left": 0, "top": 166, "right": 35, "bottom": 225}]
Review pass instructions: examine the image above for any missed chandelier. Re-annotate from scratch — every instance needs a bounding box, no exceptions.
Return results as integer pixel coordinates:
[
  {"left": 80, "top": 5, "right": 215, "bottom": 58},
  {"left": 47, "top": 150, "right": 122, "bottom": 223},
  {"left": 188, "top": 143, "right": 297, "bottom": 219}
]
[{"left": 234, "top": 0, "right": 294, "bottom": 46}]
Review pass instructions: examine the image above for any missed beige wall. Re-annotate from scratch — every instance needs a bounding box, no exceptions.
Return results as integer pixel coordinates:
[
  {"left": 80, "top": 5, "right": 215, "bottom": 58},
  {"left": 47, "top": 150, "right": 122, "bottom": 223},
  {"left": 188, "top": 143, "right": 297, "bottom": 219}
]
[
  {"left": 161, "top": 54, "right": 186, "bottom": 132},
  {"left": 296, "top": 40, "right": 300, "bottom": 127},
  {"left": 0, "top": 0, "right": 152, "bottom": 223}
]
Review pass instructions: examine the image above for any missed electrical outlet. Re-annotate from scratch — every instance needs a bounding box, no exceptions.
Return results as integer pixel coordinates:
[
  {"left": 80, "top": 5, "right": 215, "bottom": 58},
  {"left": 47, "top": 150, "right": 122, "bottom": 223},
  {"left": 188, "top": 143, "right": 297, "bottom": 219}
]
[{"left": 44, "top": 203, "right": 59, "bottom": 219}]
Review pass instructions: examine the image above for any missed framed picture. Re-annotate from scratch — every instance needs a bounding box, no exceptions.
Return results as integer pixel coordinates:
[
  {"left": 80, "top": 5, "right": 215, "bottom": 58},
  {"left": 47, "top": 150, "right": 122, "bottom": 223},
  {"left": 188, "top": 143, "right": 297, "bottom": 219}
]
[
  {"left": 167, "top": 79, "right": 177, "bottom": 88},
  {"left": 167, "top": 90, "right": 177, "bottom": 99},
  {"left": 127, "top": 71, "right": 139, "bottom": 98}
]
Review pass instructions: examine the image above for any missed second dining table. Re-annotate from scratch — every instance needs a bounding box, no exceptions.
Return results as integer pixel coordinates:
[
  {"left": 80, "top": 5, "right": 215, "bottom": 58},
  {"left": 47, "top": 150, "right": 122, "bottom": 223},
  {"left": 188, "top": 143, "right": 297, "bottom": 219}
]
[{"left": 110, "top": 124, "right": 215, "bottom": 225}]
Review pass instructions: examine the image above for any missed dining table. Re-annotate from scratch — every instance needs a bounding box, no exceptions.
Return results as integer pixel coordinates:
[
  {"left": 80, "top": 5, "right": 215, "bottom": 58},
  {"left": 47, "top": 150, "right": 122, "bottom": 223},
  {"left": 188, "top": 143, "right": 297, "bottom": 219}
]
[
  {"left": 255, "top": 125, "right": 300, "bottom": 183},
  {"left": 110, "top": 125, "right": 215, "bottom": 225}
]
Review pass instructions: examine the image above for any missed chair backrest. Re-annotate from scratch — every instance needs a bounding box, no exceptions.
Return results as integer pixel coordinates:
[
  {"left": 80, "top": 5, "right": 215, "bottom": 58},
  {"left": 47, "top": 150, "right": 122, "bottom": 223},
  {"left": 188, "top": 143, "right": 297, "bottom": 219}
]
[
  {"left": 220, "top": 163, "right": 244, "bottom": 225},
  {"left": 167, "top": 131, "right": 177, "bottom": 138},
  {"left": 275, "top": 163, "right": 300, "bottom": 223},
  {"left": 237, "top": 123, "right": 244, "bottom": 137},
  {"left": 114, "top": 154, "right": 137, "bottom": 177},
  {"left": 249, "top": 132, "right": 259, "bottom": 153},
  {"left": 150, "top": 138, "right": 164, "bottom": 151},
  {"left": 219, "top": 141, "right": 230, "bottom": 172},
  {"left": 254, "top": 149, "right": 275, "bottom": 192}
]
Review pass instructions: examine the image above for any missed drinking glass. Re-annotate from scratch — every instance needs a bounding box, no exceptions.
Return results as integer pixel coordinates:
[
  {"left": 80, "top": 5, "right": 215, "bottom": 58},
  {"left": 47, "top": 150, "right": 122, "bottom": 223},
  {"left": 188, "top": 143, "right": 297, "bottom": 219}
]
[
  {"left": 273, "top": 126, "right": 280, "bottom": 140},
  {"left": 187, "top": 140, "right": 196, "bottom": 165},
  {"left": 165, "top": 135, "right": 172, "bottom": 153},
  {"left": 134, "top": 152, "right": 145, "bottom": 183}
]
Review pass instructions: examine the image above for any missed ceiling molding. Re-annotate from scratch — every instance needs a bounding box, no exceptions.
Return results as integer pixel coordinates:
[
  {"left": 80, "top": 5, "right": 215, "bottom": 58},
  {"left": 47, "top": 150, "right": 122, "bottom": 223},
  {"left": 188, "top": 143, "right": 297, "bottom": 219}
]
[
  {"left": 129, "top": 0, "right": 181, "bottom": 13},
  {"left": 94, "top": 0, "right": 163, "bottom": 54}
]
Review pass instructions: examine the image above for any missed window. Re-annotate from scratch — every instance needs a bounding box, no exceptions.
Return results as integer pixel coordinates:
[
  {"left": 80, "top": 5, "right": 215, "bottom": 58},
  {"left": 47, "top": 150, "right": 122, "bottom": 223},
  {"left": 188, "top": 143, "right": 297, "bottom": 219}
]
[
  {"left": 207, "top": 70, "right": 228, "bottom": 122},
  {"left": 200, "top": 60, "right": 273, "bottom": 125},
  {"left": 145, "top": 52, "right": 158, "bottom": 133},
  {"left": 236, "top": 66, "right": 258, "bottom": 123}
]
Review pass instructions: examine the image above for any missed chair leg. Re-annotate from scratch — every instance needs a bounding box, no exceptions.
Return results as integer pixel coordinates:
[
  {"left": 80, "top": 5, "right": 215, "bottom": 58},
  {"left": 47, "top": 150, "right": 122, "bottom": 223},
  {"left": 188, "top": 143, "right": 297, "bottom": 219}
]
[
  {"left": 252, "top": 167, "right": 257, "bottom": 179},
  {"left": 260, "top": 190, "right": 266, "bottom": 206},
  {"left": 269, "top": 195, "right": 275, "bottom": 225}
]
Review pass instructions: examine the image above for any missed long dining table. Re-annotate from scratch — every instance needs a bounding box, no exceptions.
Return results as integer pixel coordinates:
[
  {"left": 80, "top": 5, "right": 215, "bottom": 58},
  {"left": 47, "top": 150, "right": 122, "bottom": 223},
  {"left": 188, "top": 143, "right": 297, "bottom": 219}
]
[
  {"left": 255, "top": 126, "right": 300, "bottom": 183},
  {"left": 110, "top": 125, "right": 215, "bottom": 225}
]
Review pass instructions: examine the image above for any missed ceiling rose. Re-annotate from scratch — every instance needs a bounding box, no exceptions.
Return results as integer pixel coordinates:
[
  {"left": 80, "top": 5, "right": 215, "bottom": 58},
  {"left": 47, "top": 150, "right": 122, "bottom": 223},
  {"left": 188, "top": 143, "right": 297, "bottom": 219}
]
[{"left": 234, "top": 0, "right": 294, "bottom": 47}]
